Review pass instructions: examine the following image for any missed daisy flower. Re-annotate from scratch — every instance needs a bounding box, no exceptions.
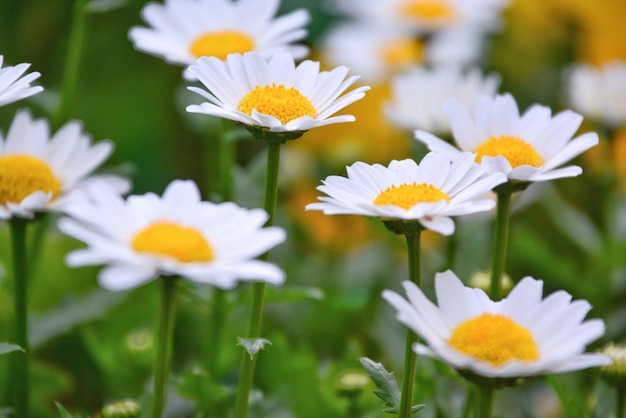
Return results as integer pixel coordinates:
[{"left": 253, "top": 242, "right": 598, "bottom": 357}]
[
  {"left": 328, "top": 0, "right": 509, "bottom": 34},
  {"left": 415, "top": 93, "right": 600, "bottom": 183},
  {"left": 385, "top": 65, "right": 500, "bottom": 134},
  {"left": 58, "top": 179, "right": 286, "bottom": 291},
  {"left": 128, "top": 0, "right": 310, "bottom": 67},
  {"left": 0, "top": 56, "right": 43, "bottom": 107},
  {"left": 383, "top": 270, "right": 611, "bottom": 378},
  {"left": 306, "top": 152, "right": 506, "bottom": 235},
  {"left": 185, "top": 52, "right": 370, "bottom": 134},
  {"left": 318, "top": 23, "right": 486, "bottom": 85},
  {"left": 0, "top": 110, "right": 129, "bottom": 220},
  {"left": 564, "top": 60, "right": 626, "bottom": 129}
]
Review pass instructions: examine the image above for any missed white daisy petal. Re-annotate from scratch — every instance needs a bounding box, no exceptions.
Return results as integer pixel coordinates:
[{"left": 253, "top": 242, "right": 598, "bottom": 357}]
[
  {"left": 307, "top": 152, "right": 506, "bottom": 233},
  {"left": 565, "top": 60, "right": 626, "bottom": 128},
  {"left": 128, "top": 0, "right": 310, "bottom": 67},
  {"left": 59, "top": 179, "right": 286, "bottom": 290},
  {"left": 186, "top": 51, "right": 369, "bottom": 134},
  {"left": 417, "top": 93, "right": 599, "bottom": 184},
  {"left": 384, "top": 271, "right": 609, "bottom": 378},
  {"left": 0, "top": 56, "right": 43, "bottom": 107},
  {"left": 0, "top": 110, "right": 126, "bottom": 219}
]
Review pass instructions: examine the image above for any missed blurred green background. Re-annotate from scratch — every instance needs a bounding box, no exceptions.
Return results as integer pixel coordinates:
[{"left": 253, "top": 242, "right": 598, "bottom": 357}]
[{"left": 0, "top": 0, "right": 625, "bottom": 417}]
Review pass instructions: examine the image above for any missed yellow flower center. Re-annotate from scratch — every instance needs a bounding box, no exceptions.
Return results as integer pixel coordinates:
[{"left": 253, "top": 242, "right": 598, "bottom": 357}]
[
  {"left": 373, "top": 182, "right": 450, "bottom": 210},
  {"left": 400, "top": 0, "right": 456, "bottom": 22},
  {"left": 237, "top": 83, "right": 317, "bottom": 124},
  {"left": 448, "top": 313, "right": 540, "bottom": 367},
  {"left": 0, "top": 154, "right": 61, "bottom": 205},
  {"left": 381, "top": 38, "right": 424, "bottom": 67},
  {"left": 132, "top": 221, "right": 214, "bottom": 263},
  {"left": 474, "top": 135, "right": 544, "bottom": 168},
  {"left": 189, "top": 30, "right": 255, "bottom": 59}
]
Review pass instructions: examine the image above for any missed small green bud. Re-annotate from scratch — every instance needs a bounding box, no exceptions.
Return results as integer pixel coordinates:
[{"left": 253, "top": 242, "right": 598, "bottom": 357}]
[
  {"left": 336, "top": 369, "right": 371, "bottom": 397},
  {"left": 469, "top": 270, "right": 513, "bottom": 296},
  {"left": 101, "top": 399, "right": 141, "bottom": 418},
  {"left": 598, "top": 342, "right": 626, "bottom": 390}
]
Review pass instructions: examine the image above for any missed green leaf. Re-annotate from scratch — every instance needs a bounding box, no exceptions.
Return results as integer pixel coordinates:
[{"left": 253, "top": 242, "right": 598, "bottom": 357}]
[
  {"left": 30, "top": 289, "right": 127, "bottom": 349},
  {"left": 360, "top": 357, "right": 425, "bottom": 414},
  {"left": 55, "top": 402, "right": 81, "bottom": 418},
  {"left": 237, "top": 337, "right": 271, "bottom": 359},
  {"left": 0, "top": 343, "right": 23, "bottom": 355}
]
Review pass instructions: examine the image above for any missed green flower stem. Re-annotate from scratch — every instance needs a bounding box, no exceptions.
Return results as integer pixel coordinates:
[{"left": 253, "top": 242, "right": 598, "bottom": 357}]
[
  {"left": 151, "top": 276, "right": 179, "bottom": 418},
  {"left": 54, "top": 0, "right": 88, "bottom": 128},
  {"left": 10, "top": 218, "right": 29, "bottom": 418},
  {"left": 233, "top": 141, "right": 281, "bottom": 418},
  {"left": 205, "top": 118, "right": 235, "bottom": 377},
  {"left": 618, "top": 388, "right": 625, "bottom": 418},
  {"left": 476, "top": 384, "right": 495, "bottom": 418},
  {"left": 398, "top": 228, "right": 422, "bottom": 418},
  {"left": 206, "top": 287, "right": 226, "bottom": 377},
  {"left": 489, "top": 190, "right": 512, "bottom": 300}
]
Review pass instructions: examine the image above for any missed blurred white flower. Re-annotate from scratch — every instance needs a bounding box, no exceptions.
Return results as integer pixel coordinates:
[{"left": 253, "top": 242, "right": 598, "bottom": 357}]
[
  {"left": 564, "top": 60, "right": 626, "bottom": 129},
  {"left": 385, "top": 65, "right": 500, "bottom": 134},
  {"left": 327, "top": 0, "right": 509, "bottom": 34}
]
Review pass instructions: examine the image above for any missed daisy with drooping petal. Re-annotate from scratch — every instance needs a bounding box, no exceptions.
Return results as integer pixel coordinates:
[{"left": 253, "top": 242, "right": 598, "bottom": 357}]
[
  {"left": 415, "top": 93, "right": 599, "bottom": 183},
  {"left": 0, "top": 56, "right": 43, "bottom": 106},
  {"left": 385, "top": 65, "right": 500, "bottom": 134},
  {"left": 186, "top": 51, "right": 370, "bottom": 135},
  {"left": 306, "top": 152, "right": 506, "bottom": 236},
  {"left": 0, "top": 110, "right": 129, "bottom": 220},
  {"left": 58, "top": 179, "right": 286, "bottom": 291},
  {"left": 128, "top": 0, "right": 310, "bottom": 67},
  {"left": 564, "top": 60, "right": 626, "bottom": 129},
  {"left": 383, "top": 270, "right": 611, "bottom": 378}
]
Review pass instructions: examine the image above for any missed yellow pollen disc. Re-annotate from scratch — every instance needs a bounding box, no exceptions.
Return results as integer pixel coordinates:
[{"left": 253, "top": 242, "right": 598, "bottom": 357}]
[
  {"left": 0, "top": 154, "right": 61, "bottom": 205},
  {"left": 189, "top": 30, "right": 254, "bottom": 59},
  {"left": 474, "top": 135, "right": 544, "bottom": 168},
  {"left": 381, "top": 38, "right": 424, "bottom": 67},
  {"left": 448, "top": 314, "right": 540, "bottom": 367},
  {"left": 132, "top": 221, "right": 214, "bottom": 263},
  {"left": 237, "top": 83, "right": 316, "bottom": 125},
  {"left": 400, "top": 0, "right": 456, "bottom": 21},
  {"left": 373, "top": 182, "right": 450, "bottom": 210}
]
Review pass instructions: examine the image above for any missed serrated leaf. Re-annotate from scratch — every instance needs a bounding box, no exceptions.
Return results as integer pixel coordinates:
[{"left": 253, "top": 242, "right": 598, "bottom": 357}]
[
  {"left": 360, "top": 357, "right": 401, "bottom": 413},
  {"left": 359, "top": 358, "right": 425, "bottom": 415},
  {"left": 237, "top": 337, "right": 271, "bottom": 359},
  {"left": 0, "top": 343, "right": 23, "bottom": 355}
]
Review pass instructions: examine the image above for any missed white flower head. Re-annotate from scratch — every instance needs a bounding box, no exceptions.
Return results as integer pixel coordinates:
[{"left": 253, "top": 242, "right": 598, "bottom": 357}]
[
  {"left": 128, "top": 0, "right": 310, "bottom": 67},
  {"left": 58, "top": 179, "right": 287, "bottom": 291},
  {"left": 328, "top": 0, "right": 509, "bottom": 34},
  {"left": 564, "top": 60, "right": 626, "bottom": 129},
  {"left": 306, "top": 152, "right": 506, "bottom": 235},
  {"left": 0, "top": 110, "right": 129, "bottom": 220},
  {"left": 0, "top": 56, "right": 43, "bottom": 107},
  {"left": 415, "top": 93, "right": 599, "bottom": 183},
  {"left": 186, "top": 52, "right": 370, "bottom": 134},
  {"left": 318, "top": 23, "right": 487, "bottom": 86},
  {"left": 385, "top": 65, "right": 500, "bottom": 134},
  {"left": 383, "top": 270, "right": 611, "bottom": 378}
]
